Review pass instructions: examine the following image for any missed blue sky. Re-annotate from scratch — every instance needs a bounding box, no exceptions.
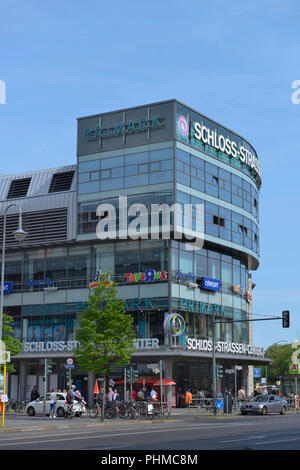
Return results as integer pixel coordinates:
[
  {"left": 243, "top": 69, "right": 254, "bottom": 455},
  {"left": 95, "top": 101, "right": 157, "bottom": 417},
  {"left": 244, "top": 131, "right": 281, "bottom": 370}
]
[{"left": 0, "top": 0, "right": 299, "bottom": 349}]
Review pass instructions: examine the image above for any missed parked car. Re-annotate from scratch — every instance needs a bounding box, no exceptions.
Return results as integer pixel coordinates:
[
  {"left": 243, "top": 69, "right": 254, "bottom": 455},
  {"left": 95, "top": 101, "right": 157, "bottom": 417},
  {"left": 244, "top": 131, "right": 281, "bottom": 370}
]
[
  {"left": 240, "top": 394, "right": 287, "bottom": 416},
  {"left": 25, "top": 392, "right": 83, "bottom": 417}
]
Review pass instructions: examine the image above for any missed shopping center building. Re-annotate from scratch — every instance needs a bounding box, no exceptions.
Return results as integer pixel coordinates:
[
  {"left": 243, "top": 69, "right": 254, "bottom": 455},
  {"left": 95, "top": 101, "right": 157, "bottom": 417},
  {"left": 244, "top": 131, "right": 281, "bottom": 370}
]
[{"left": 1, "top": 99, "right": 271, "bottom": 405}]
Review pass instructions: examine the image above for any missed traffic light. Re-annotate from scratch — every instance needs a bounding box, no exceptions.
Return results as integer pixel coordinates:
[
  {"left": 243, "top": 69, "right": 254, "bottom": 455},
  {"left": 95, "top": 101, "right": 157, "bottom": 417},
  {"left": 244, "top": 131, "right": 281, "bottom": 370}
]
[
  {"left": 47, "top": 364, "right": 53, "bottom": 374},
  {"left": 282, "top": 310, "right": 290, "bottom": 328},
  {"left": 216, "top": 364, "right": 223, "bottom": 379},
  {"left": 133, "top": 370, "right": 139, "bottom": 381}
]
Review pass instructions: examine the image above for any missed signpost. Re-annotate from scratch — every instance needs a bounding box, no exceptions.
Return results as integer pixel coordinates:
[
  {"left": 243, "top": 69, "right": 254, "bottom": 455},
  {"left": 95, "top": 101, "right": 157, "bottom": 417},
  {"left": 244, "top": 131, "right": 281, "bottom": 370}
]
[{"left": 0, "top": 350, "right": 10, "bottom": 428}]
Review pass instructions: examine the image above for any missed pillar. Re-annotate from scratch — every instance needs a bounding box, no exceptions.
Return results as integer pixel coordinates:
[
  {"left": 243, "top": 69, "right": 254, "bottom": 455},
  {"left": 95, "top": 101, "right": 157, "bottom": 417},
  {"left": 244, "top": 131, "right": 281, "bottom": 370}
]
[
  {"left": 88, "top": 371, "right": 95, "bottom": 408},
  {"left": 19, "top": 360, "right": 27, "bottom": 401}
]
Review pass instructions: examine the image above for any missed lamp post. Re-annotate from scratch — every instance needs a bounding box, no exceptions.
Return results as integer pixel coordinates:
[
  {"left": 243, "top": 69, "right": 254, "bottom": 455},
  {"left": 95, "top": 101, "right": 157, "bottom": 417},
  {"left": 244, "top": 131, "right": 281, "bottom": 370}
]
[
  {"left": 0, "top": 204, "right": 27, "bottom": 350},
  {"left": 0, "top": 204, "right": 27, "bottom": 429}
]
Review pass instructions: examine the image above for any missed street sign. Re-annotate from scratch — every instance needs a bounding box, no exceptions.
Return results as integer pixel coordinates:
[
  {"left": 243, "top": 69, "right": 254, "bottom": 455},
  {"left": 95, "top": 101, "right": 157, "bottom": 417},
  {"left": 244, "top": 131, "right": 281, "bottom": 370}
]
[
  {"left": 66, "top": 358, "right": 73, "bottom": 365},
  {"left": 261, "top": 377, "right": 266, "bottom": 384},
  {"left": 64, "top": 364, "right": 74, "bottom": 369},
  {"left": 253, "top": 368, "right": 261, "bottom": 378},
  {"left": 225, "top": 369, "right": 235, "bottom": 374},
  {"left": 215, "top": 400, "right": 224, "bottom": 410}
]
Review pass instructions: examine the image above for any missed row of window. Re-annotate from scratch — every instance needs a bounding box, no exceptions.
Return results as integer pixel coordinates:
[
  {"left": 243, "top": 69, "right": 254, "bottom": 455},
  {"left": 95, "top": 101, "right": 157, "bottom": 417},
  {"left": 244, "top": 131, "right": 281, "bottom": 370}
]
[
  {"left": 78, "top": 148, "right": 174, "bottom": 194},
  {"left": 177, "top": 191, "right": 259, "bottom": 255},
  {"left": 176, "top": 149, "right": 259, "bottom": 219}
]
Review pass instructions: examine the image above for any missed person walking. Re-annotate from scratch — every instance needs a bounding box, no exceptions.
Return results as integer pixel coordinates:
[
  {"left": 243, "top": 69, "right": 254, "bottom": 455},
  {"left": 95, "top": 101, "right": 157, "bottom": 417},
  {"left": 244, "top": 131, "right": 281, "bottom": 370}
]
[
  {"left": 49, "top": 389, "right": 56, "bottom": 418},
  {"left": 107, "top": 387, "right": 114, "bottom": 402}
]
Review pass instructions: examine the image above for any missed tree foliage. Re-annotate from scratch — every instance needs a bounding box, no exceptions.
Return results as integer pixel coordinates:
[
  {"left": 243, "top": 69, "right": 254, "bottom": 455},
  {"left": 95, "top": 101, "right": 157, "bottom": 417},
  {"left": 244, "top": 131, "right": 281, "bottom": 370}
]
[
  {"left": 75, "top": 275, "right": 136, "bottom": 377},
  {"left": 2, "top": 313, "right": 23, "bottom": 373},
  {"left": 261, "top": 343, "right": 294, "bottom": 383}
]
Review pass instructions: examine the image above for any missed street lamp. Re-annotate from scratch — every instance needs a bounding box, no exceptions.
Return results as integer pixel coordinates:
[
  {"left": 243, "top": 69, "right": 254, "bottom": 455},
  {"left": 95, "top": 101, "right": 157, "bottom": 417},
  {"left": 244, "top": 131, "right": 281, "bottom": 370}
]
[{"left": 0, "top": 204, "right": 27, "bottom": 349}]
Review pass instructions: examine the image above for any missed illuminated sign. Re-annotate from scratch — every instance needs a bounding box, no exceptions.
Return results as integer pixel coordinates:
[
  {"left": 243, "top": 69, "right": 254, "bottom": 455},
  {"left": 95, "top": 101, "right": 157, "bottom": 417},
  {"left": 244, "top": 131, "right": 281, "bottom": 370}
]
[
  {"left": 164, "top": 313, "right": 186, "bottom": 337},
  {"left": 125, "top": 269, "right": 168, "bottom": 283}
]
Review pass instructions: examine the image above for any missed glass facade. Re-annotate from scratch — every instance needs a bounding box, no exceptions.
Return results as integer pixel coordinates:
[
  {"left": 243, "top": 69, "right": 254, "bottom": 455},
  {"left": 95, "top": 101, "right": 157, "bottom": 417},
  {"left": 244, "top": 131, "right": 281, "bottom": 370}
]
[{"left": 78, "top": 147, "right": 173, "bottom": 195}]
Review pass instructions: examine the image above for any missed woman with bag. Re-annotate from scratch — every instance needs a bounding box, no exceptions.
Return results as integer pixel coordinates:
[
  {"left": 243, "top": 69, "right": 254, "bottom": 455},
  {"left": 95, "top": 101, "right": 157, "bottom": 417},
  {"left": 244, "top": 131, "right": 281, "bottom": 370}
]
[{"left": 50, "top": 389, "right": 56, "bottom": 418}]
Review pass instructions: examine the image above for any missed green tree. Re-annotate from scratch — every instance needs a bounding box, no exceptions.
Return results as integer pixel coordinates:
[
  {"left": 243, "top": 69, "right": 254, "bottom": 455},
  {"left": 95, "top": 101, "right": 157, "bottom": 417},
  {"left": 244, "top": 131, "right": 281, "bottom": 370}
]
[
  {"left": 261, "top": 343, "right": 294, "bottom": 384},
  {"left": 2, "top": 313, "right": 23, "bottom": 373},
  {"left": 75, "top": 273, "right": 136, "bottom": 420}
]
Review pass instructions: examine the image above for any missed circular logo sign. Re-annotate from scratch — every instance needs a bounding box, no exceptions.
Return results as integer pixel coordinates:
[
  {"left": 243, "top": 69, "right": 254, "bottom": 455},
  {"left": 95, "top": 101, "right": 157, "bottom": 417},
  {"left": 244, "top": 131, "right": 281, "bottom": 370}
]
[
  {"left": 66, "top": 358, "right": 73, "bottom": 365},
  {"left": 164, "top": 313, "right": 186, "bottom": 337},
  {"left": 177, "top": 115, "right": 189, "bottom": 137}
]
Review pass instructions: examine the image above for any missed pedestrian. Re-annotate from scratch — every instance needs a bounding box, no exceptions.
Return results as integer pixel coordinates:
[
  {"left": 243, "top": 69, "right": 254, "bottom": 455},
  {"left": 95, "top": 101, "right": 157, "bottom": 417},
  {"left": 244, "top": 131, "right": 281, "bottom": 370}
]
[
  {"left": 137, "top": 389, "right": 144, "bottom": 401},
  {"left": 107, "top": 387, "right": 114, "bottom": 402},
  {"left": 150, "top": 387, "right": 158, "bottom": 402},
  {"left": 185, "top": 389, "right": 192, "bottom": 407},
  {"left": 145, "top": 388, "right": 151, "bottom": 402},
  {"left": 238, "top": 387, "right": 246, "bottom": 402},
  {"left": 217, "top": 390, "right": 223, "bottom": 398},
  {"left": 131, "top": 388, "right": 137, "bottom": 401},
  {"left": 113, "top": 389, "right": 120, "bottom": 401},
  {"left": 30, "top": 385, "right": 40, "bottom": 401},
  {"left": 198, "top": 388, "right": 205, "bottom": 406},
  {"left": 261, "top": 386, "right": 268, "bottom": 396},
  {"left": 49, "top": 389, "right": 56, "bottom": 418}
]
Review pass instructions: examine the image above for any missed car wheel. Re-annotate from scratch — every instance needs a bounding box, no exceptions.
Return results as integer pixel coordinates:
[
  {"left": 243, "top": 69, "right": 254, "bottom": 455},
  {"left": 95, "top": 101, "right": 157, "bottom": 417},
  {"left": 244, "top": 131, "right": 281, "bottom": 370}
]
[
  {"left": 261, "top": 407, "right": 267, "bottom": 416},
  {"left": 56, "top": 407, "right": 65, "bottom": 417},
  {"left": 27, "top": 406, "right": 36, "bottom": 417},
  {"left": 280, "top": 406, "right": 286, "bottom": 415},
  {"left": 241, "top": 411, "right": 247, "bottom": 415}
]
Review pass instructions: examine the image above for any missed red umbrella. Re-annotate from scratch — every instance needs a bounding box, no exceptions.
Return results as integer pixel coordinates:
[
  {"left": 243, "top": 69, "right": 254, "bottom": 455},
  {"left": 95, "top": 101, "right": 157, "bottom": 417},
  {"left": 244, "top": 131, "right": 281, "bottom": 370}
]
[
  {"left": 114, "top": 379, "right": 129, "bottom": 385},
  {"left": 153, "top": 378, "right": 176, "bottom": 386},
  {"left": 133, "top": 376, "right": 147, "bottom": 386}
]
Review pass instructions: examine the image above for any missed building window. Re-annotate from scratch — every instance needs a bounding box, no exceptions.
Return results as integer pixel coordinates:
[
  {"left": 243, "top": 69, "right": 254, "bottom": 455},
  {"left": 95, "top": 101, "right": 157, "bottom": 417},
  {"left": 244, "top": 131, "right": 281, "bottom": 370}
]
[{"left": 213, "top": 216, "right": 225, "bottom": 227}]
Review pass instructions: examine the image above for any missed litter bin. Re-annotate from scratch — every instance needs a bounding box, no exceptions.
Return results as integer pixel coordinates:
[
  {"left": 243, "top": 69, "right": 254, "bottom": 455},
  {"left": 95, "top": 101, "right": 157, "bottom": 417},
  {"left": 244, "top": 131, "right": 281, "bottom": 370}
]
[{"left": 224, "top": 392, "right": 233, "bottom": 414}]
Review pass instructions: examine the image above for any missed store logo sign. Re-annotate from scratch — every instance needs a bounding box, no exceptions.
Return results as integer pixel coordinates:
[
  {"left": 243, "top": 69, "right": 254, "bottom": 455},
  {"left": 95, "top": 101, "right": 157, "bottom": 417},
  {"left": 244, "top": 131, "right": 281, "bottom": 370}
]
[
  {"left": 27, "top": 278, "right": 54, "bottom": 288},
  {"left": 176, "top": 270, "right": 197, "bottom": 283},
  {"left": 83, "top": 115, "right": 164, "bottom": 140},
  {"left": 164, "top": 313, "right": 186, "bottom": 337},
  {"left": 125, "top": 269, "right": 168, "bottom": 283},
  {"left": 0, "top": 282, "right": 13, "bottom": 294},
  {"left": 177, "top": 115, "right": 189, "bottom": 137},
  {"left": 89, "top": 269, "right": 111, "bottom": 289},
  {"left": 201, "top": 277, "right": 220, "bottom": 291},
  {"left": 193, "top": 121, "right": 261, "bottom": 179}
]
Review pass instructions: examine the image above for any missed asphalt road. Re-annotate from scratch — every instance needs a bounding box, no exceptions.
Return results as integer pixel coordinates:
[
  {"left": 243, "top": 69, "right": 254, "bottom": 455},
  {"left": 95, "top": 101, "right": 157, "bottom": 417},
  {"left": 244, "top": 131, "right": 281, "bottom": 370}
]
[{"left": 1, "top": 413, "right": 300, "bottom": 451}]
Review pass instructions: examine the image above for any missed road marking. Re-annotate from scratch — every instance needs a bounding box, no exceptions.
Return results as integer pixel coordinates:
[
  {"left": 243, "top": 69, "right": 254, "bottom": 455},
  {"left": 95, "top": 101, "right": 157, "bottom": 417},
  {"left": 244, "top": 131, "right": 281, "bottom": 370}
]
[
  {"left": 0, "top": 422, "right": 257, "bottom": 446},
  {"left": 221, "top": 435, "right": 266, "bottom": 443}
]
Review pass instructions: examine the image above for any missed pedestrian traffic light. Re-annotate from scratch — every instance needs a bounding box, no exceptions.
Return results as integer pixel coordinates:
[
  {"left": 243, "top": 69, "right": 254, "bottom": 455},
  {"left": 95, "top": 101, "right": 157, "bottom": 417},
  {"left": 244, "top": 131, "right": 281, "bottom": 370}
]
[
  {"left": 282, "top": 310, "right": 290, "bottom": 328},
  {"left": 47, "top": 364, "right": 53, "bottom": 374},
  {"left": 216, "top": 364, "right": 223, "bottom": 379}
]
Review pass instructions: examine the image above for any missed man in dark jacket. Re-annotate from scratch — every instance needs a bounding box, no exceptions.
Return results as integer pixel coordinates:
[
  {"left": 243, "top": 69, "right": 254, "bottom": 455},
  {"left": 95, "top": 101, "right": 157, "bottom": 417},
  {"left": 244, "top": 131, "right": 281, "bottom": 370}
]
[{"left": 30, "top": 385, "right": 40, "bottom": 401}]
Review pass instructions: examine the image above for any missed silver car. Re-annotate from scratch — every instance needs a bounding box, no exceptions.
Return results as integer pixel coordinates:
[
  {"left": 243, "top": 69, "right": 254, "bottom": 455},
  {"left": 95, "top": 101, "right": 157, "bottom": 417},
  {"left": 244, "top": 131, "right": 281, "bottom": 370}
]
[
  {"left": 26, "top": 392, "right": 83, "bottom": 417},
  {"left": 240, "top": 394, "right": 287, "bottom": 416}
]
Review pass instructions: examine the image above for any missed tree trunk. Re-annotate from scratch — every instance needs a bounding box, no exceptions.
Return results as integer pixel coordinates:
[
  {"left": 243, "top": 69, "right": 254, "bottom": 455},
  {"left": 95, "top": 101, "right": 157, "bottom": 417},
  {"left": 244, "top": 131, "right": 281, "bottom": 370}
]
[{"left": 101, "top": 376, "right": 106, "bottom": 422}]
